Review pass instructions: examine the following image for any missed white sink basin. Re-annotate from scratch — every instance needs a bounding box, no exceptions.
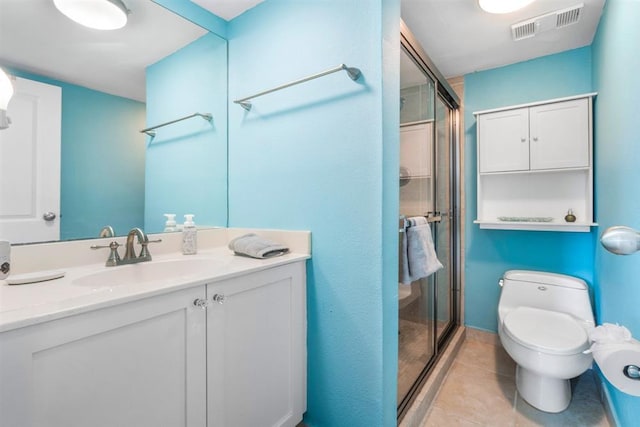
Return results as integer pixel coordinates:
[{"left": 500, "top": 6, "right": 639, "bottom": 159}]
[{"left": 72, "top": 258, "right": 225, "bottom": 288}]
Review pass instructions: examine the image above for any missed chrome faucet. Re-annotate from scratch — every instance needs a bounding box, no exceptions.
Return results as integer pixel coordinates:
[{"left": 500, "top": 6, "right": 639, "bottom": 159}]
[
  {"left": 123, "top": 227, "right": 150, "bottom": 263},
  {"left": 98, "top": 225, "right": 115, "bottom": 238},
  {"left": 91, "top": 228, "right": 161, "bottom": 267}
]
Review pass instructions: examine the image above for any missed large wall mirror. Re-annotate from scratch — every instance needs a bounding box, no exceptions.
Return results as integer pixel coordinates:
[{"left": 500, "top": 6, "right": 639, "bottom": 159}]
[{"left": 0, "top": 0, "right": 228, "bottom": 245}]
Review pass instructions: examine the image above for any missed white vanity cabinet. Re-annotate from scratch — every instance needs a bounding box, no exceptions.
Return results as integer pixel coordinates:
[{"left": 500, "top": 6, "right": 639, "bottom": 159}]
[
  {"left": 207, "top": 262, "right": 306, "bottom": 427},
  {"left": 0, "top": 286, "right": 208, "bottom": 427},
  {"left": 474, "top": 94, "right": 596, "bottom": 232},
  {"left": 0, "top": 261, "right": 307, "bottom": 427}
]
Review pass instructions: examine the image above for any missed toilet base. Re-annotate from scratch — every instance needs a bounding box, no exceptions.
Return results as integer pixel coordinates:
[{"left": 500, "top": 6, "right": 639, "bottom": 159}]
[{"left": 516, "top": 365, "right": 571, "bottom": 413}]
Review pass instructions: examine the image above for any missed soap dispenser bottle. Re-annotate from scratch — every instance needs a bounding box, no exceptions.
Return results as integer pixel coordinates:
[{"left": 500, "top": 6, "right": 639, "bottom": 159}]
[
  {"left": 163, "top": 214, "right": 177, "bottom": 232},
  {"left": 0, "top": 240, "right": 10, "bottom": 280},
  {"left": 182, "top": 214, "right": 197, "bottom": 255}
]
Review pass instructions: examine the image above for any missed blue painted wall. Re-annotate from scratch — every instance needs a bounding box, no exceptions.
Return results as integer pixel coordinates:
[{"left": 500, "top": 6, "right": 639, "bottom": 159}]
[
  {"left": 145, "top": 33, "right": 228, "bottom": 233},
  {"left": 227, "top": 0, "right": 399, "bottom": 425},
  {"left": 463, "top": 47, "right": 596, "bottom": 333},
  {"left": 5, "top": 67, "right": 145, "bottom": 240},
  {"left": 591, "top": 1, "right": 640, "bottom": 424}
]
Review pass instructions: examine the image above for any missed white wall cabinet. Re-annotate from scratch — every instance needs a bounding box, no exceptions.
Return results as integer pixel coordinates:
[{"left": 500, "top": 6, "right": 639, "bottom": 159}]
[
  {"left": 400, "top": 121, "right": 432, "bottom": 178},
  {"left": 0, "top": 262, "right": 307, "bottom": 427},
  {"left": 474, "top": 94, "right": 596, "bottom": 232},
  {"left": 400, "top": 121, "right": 434, "bottom": 215},
  {"left": 478, "top": 107, "right": 530, "bottom": 173}
]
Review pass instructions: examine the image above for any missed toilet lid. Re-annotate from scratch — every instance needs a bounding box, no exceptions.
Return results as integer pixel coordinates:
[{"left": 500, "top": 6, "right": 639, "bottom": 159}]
[{"left": 503, "top": 307, "right": 589, "bottom": 355}]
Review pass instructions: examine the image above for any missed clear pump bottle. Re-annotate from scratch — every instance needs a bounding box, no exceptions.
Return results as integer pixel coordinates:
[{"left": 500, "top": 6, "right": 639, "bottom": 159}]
[
  {"left": 163, "top": 214, "right": 177, "bottom": 232},
  {"left": 182, "top": 214, "right": 197, "bottom": 255}
]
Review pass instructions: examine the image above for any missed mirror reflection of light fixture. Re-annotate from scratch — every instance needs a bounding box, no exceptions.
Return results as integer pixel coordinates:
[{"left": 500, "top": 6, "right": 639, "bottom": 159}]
[
  {"left": 53, "top": 0, "right": 129, "bottom": 30},
  {"left": 0, "top": 67, "right": 14, "bottom": 130},
  {"left": 600, "top": 226, "right": 640, "bottom": 255},
  {"left": 478, "top": 0, "right": 536, "bottom": 14}
]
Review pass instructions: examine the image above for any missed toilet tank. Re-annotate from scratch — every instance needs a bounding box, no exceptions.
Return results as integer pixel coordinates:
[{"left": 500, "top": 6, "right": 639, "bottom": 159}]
[{"left": 498, "top": 270, "right": 595, "bottom": 327}]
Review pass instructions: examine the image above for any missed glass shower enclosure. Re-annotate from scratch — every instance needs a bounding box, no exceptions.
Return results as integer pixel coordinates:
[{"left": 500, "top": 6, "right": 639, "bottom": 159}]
[{"left": 397, "top": 24, "right": 460, "bottom": 419}]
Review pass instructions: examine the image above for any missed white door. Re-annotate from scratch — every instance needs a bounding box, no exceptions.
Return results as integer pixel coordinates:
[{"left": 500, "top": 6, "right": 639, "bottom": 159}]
[
  {"left": 529, "top": 98, "right": 590, "bottom": 170},
  {"left": 0, "top": 77, "right": 61, "bottom": 243},
  {"left": 478, "top": 107, "right": 529, "bottom": 173}
]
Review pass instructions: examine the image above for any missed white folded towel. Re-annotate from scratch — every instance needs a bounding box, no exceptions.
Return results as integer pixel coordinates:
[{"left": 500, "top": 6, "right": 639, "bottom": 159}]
[
  {"left": 400, "top": 217, "right": 443, "bottom": 285},
  {"left": 228, "top": 233, "right": 289, "bottom": 259}
]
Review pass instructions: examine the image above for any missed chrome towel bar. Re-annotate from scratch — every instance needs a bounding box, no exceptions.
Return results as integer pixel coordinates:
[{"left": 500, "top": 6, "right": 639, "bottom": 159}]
[
  {"left": 233, "top": 63, "right": 362, "bottom": 111},
  {"left": 399, "top": 214, "right": 443, "bottom": 232},
  {"left": 141, "top": 112, "right": 213, "bottom": 137}
]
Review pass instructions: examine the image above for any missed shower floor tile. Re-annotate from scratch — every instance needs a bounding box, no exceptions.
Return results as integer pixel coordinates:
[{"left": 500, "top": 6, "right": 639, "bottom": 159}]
[{"left": 421, "top": 337, "right": 611, "bottom": 427}]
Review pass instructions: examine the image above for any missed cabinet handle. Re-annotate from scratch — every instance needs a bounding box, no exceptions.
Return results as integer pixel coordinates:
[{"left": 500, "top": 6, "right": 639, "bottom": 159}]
[
  {"left": 520, "top": 137, "right": 526, "bottom": 142},
  {"left": 193, "top": 298, "right": 209, "bottom": 310},
  {"left": 212, "top": 294, "right": 226, "bottom": 304},
  {"left": 533, "top": 137, "right": 538, "bottom": 141}
]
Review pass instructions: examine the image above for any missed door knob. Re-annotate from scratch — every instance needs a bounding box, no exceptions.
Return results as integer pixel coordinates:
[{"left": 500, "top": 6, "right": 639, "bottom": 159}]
[
  {"left": 212, "top": 294, "right": 226, "bottom": 304},
  {"left": 43, "top": 212, "right": 57, "bottom": 221}
]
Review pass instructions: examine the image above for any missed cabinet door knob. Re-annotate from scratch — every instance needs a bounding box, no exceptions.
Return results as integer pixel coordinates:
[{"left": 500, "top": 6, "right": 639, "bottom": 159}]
[
  {"left": 520, "top": 137, "right": 526, "bottom": 142},
  {"left": 193, "top": 298, "right": 209, "bottom": 309},
  {"left": 533, "top": 137, "right": 538, "bottom": 141},
  {"left": 212, "top": 294, "right": 226, "bottom": 304}
]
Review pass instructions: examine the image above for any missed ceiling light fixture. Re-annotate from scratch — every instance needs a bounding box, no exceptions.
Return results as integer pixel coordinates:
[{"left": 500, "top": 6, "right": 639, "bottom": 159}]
[
  {"left": 0, "top": 68, "right": 14, "bottom": 130},
  {"left": 479, "top": 0, "right": 536, "bottom": 14},
  {"left": 53, "top": 0, "right": 129, "bottom": 30}
]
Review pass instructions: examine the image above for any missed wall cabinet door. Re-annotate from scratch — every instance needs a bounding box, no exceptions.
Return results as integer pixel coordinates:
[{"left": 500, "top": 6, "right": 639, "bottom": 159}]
[
  {"left": 0, "top": 286, "right": 207, "bottom": 427},
  {"left": 400, "top": 122, "right": 432, "bottom": 178},
  {"left": 207, "top": 262, "right": 306, "bottom": 427},
  {"left": 529, "top": 98, "right": 589, "bottom": 170},
  {"left": 478, "top": 107, "right": 530, "bottom": 173}
]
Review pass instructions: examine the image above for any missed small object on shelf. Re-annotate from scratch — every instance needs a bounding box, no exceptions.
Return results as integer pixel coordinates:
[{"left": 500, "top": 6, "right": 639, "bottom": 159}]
[
  {"left": 564, "top": 209, "right": 577, "bottom": 223},
  {"left": 399, "top": 166, "right": 411, "bottom": 187},
  {"left": 498, "top": 216, "right": 554, "bottom": 223}
]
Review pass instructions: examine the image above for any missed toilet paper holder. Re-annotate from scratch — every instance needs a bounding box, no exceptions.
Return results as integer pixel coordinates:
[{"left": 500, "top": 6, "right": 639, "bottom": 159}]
[
  {"left": 588, "top": 323, "right": 640, "bottom": 396},
  {"left": 623, "top": 364, "right": 640, "bottom": 380}
]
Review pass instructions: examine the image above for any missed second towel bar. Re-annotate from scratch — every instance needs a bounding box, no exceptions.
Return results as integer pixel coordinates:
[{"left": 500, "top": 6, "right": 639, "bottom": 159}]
[
  {"left": 399, "top": 214, "right": 442, "bottom": 232},
  {"left": 234, "top": 63, "right": 362, "bottom": 111},
  {"left": 141, "top": 112, "right": 213, "bottom": 137}
]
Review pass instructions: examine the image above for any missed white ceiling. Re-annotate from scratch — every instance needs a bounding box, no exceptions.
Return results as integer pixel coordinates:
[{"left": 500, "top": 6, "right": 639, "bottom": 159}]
[
  {"left": 0, "top": 0, "right": 606, "bottom": 102},
  {"left": 190, "top": 0, "right": 265, "bottom": 21},
  {"left": 401, "top": 0, "right": 605, "bottom": 78},
  {"left": 0, "top": 0, "right": 208, "bottom": 101}
]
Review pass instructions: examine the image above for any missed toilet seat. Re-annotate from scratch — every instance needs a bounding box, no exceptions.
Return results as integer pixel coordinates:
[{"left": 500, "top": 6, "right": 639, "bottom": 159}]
[{"left": 503, "top": 307, "right": 589, "bottom": 355}]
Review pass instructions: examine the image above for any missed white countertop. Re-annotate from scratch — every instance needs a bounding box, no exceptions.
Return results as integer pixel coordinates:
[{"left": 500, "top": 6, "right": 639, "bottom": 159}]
[{"left": 0, "top": 247, "right": 309, "bottom": 333}]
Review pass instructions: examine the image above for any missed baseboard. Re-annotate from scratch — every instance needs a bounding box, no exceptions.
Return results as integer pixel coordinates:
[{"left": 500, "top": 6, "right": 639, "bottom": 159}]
[
  {"left": 594, "top": 371, "right": 620, "bottom": 427},
  {"left": 464, "top": 326, "right": 500, "bottom": 346}
]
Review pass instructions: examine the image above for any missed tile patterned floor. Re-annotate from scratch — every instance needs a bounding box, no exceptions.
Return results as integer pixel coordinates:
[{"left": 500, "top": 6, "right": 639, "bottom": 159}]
[{"left": 421, "top": 338, "right": 611, "bottom": 426}]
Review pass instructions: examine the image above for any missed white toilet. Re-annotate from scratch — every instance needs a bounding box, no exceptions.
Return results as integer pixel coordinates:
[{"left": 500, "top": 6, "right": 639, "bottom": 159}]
[{"left": 497, "top": 270, "right": 595, "bottom": 413}]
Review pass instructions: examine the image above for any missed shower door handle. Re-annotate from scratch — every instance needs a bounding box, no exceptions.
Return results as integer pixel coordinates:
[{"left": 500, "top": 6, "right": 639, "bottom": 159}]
[{"left": 426, "top": 212, "right": 442, "bottom": 223}]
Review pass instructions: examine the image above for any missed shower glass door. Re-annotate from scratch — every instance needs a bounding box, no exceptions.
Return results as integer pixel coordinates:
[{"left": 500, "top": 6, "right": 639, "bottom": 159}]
[
  {"left": 398, "top": 25, "right": 460, "bottom": 420},
  {"left": 398, "top": 46, "right": 436, "bottom": 406},
  {"left": 434, "top": 94, "right": 455, "bottom": 345}
]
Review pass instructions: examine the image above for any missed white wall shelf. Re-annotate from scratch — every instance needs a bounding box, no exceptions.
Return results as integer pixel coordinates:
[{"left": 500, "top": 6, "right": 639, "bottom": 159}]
[
  {"left": 474, "top": 220, "right": 597, "bottom": 232},
  {"left": 474, "top": 93, "right": 596, "bottom": 232}
]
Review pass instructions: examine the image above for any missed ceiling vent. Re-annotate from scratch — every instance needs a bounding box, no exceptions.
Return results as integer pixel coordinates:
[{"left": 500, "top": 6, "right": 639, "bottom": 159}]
[{"left": 511, "top": 3, "right": 584, "bottom": 41}]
